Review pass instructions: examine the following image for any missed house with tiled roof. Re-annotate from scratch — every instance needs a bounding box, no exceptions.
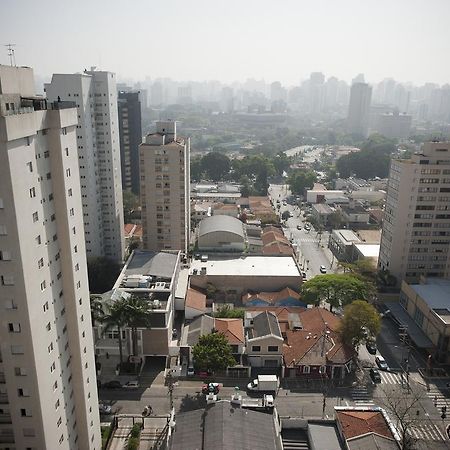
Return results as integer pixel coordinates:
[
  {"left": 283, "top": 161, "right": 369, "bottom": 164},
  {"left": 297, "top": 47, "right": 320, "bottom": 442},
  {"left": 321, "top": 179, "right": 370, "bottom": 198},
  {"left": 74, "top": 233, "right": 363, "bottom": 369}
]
[
  {"left": 283, "top": 308, "right": 355, "bottom": 379},
  {"left": 245, "top": 307, "right": 305, "bottom": 337},
  {"left": 246, "top": 311, "right": 284, "bottom": 368},
  {"left": 335, "top": 407, "right": 399, "bottom": 450},
  {"left": 242, "top": 287, "right": 305, "bottom": 307},
  {"left": 185, "top": 287, "right": 207, "bottom": 319}
]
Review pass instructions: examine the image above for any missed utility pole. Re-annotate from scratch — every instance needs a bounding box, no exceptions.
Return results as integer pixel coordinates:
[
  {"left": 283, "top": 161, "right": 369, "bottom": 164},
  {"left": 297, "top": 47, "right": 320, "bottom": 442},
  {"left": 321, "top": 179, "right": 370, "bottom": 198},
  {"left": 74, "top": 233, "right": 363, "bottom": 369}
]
[{"left": 5, "top": 43, "right": 16, "bottom": 66}]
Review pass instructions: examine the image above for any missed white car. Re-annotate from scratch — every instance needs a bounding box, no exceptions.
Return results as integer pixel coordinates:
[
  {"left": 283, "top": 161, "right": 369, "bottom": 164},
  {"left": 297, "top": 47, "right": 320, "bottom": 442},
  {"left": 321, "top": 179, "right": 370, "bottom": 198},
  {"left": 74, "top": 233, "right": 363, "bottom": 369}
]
[
  {"left": 99, "top": 403, "right": 112, "bottom": 414},
  {"left": 320, "top": 265, "right": 327, "bottom": 274},
  {"left": 123, "top": 380, "right": 140, "bottom": 389},
  {"left": 375, "top": 356, "right": 389, "bottom": 371}
]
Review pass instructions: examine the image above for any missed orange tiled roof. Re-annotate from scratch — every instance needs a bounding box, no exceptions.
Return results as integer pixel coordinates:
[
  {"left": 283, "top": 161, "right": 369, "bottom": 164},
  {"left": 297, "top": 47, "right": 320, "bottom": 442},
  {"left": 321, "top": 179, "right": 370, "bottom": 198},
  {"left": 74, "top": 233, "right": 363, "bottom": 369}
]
[
  {"left": 336, "top": 410, "right": 395, "bottom": 440},
  {"left": 215, "top": 318, "right": 244, "bottom": 344},
  {"left": 261, "top": 231, "right": 289, "bottom": 246},
  {"left": 124, "top": 223, "right": 135, "bottom": 236},
  {"left": 185, "top": 288, "right": 206, "bottom": 312},
  {"left": 242, "top": 287, "right": 300, "bottom": 305},
  {"left": 262, "top": 243, "right": 294, "bottom": 256},
  {"left": 245, "top": 306, "right": 305, "bottom": 334}
]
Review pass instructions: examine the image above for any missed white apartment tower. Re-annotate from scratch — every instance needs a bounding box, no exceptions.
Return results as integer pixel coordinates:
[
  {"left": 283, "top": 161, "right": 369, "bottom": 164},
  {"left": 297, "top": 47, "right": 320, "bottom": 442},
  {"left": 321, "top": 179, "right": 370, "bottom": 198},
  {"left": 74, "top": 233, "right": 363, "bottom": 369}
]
[
  {"left": 347, "top": 82, "right": 372, "bottom": 137},
  {"left": 45, "top": 69, "right": 125, "bottom": 262},
  {"left": 139, "top": 121, "right": 190, "bottom": 252},
  {"left": 379, "top": 141, "right": 450, "bottom": 284},
  {"left": 0, "top": 65, "right": 100, "bottom": 449}
]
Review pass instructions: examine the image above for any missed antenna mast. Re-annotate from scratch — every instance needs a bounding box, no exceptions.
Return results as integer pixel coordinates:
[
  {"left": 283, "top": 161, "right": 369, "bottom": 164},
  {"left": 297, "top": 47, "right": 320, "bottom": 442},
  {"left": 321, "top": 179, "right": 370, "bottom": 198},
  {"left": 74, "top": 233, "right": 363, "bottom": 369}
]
[{"left": 5, "top": 43, "right": 16, "bottom": 66}]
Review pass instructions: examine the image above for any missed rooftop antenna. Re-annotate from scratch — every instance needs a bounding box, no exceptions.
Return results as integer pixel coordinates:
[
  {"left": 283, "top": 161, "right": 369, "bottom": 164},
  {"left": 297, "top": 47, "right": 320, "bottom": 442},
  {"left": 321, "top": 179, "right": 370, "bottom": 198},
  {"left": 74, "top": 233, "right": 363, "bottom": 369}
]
[{"left": 5, "top": 43, "right": 16, "bottom": 66}]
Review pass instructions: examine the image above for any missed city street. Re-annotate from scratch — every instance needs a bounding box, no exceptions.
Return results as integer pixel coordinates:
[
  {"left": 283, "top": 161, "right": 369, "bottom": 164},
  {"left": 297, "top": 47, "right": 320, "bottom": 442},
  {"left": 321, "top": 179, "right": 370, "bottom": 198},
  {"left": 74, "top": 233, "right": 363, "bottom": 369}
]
[{"left": 268, "top": 184, "right": 336, "bottom": 278}]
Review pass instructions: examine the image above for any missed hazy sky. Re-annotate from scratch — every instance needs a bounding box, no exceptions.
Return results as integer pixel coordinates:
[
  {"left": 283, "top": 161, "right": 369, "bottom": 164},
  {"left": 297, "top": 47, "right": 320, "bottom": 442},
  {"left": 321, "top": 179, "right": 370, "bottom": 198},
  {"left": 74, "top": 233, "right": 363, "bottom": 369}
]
[{"left": 2, "top": 0, "right": 450, "bottom": 86}]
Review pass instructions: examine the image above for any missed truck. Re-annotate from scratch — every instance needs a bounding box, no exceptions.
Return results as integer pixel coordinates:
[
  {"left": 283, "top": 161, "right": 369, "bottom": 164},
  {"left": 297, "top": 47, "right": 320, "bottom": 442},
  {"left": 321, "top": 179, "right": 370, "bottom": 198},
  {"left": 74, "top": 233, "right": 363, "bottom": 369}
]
[
  {"left": 231, "top": 393, "right": 274, "bottom": 411},
  {"left": 247, "top": 375, "right": 279, "bottom": 394}
]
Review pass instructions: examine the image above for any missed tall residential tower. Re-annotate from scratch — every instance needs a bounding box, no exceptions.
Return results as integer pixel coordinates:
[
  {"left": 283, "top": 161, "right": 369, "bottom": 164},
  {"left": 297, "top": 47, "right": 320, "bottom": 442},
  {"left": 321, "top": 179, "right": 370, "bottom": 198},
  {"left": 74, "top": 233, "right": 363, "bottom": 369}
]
[
  {"left": 347, "top": 82, "right": 372, "bottom": 137},
  {"left": 45, "top": 69, "right": 125, "bottom": 262},
  {"left": 379, "top": 141, "right": 450, "bottom": 284},
  {"left": 139, "top": 121, "right": 190, "bottom": 252},
  {"left": 0, "top": 65, "right": 100, "bottom": 449}
]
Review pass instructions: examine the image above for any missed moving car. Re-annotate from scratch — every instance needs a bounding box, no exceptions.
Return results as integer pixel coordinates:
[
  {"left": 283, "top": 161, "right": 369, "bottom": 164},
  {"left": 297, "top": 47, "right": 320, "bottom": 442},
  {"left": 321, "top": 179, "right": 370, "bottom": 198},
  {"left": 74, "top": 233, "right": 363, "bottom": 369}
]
[
  {"left": 366, "top": 341, "right": 377, "bottom": 355},
  {"left": 99, "top": 403, "right": 112, "bottom": 414},
  {"left": 123, "top": 380, "right": 140, "bottom": 389},
  {"left": 369, "top": 368, "right": 381, "bottom": 383},
  {"left": 375, "top": 356, "right": 389, "bottom": 371},
  {"left": 304, "top": 224, "right": 311, "bottom": 231},
  {"left": 301, "top": 271, "right": 307, "bottom": 279},
  {"left": 103, "top": 380, "right": 122, "bottom": 389},
  {"left": 297, "top": 225, "right": 302, "bottom": 230},
  {"left": 202, "top": 382, "right": 220, "bottom": 395},
  {"left": 320, "top": 265, "right": 327, "bottom": 274}
]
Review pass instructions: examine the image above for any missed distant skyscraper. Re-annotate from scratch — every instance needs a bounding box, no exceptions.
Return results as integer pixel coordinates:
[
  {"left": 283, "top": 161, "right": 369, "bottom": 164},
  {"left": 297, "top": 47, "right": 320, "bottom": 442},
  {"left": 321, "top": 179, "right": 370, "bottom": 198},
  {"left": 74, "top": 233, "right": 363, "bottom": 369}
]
[
  {"left": 352, "top": 73, "right": 365, "bottom": 84},
  {"left": 139, "top": 121, "right": 190, "bottom": 252},
  {"left": 220, "top": 87, "right": 234, "bottom": 113},
  {"left": 309, "top": 72, "right": 325, "bottom": 115},
  {"left": 45, "top": 69, "right": 125, "bottom": 262},
  {"left": 150, "top": 81, "right": 164, "bottom": 105},
  {"left": 118, "top": 91, "right": 142, "bottom": 195},
  {"left": 379, "top": 141, "right": 450, "bottom": 284},
  {"left": 0, "top": 65, "right": 100, "bottom": 449},
  {"left": 347, "top": 82, "right": 372, "bottom": 137}
]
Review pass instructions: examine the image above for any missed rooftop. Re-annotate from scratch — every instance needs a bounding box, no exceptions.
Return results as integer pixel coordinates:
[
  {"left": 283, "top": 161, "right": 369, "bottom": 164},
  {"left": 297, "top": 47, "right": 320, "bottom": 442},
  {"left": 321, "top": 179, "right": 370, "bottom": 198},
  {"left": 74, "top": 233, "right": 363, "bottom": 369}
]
[
  {"left": 332, "top": 229, "right": 362, "bottom": 244},
  {"left": 313, "top": 203, "right": 334, "bottom": 214},
  {"left": 198, "top": 215, "right": 245, "bottom": 238},
  {"left": 354, "top": 244, "right": 380, "bottom": 258},
  {"left": 249, "top": 311, "right": 283, "bottom": 339},
  {"left": 185, "top": 287, "right": 207, "bottom": 312},
  {"left": 190, "top": 255, "right": 301, "bottom": 277},
  {"left": 123, "top": 250, "right": 178, "bottom": 280}
]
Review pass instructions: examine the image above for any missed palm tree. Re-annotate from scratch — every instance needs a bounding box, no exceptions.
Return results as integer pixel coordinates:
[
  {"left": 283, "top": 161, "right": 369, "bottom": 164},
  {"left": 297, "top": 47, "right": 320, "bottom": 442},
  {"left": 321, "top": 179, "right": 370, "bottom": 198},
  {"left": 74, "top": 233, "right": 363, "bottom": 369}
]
[
  {"left": 122, "top": 296, "right": 153, "bottom": 359},
  {"left": 89, "top": 294, "right": 105, "bottom": 325},
  {"left": 101, "top": 299, "right": 128, "bottom": 367}
]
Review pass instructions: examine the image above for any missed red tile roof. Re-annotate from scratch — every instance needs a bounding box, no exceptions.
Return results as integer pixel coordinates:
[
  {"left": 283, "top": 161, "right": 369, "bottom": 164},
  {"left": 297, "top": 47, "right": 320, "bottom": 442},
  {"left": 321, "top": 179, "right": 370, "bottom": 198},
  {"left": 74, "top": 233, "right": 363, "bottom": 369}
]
[
  {"left": 242, "top": 287, "right": 300, "bottom": 305},
  {"left": 215, "top": 318, "right": 245, "bottom": 344},
  {"left": 185, "top": 288, "right": 206, "bottom": 312},
  {"left": 336, "top": 410, "right": 395, "bottom": 440},
  {"left": 262, "top": 243, "right": 294, "bottom": 256}
]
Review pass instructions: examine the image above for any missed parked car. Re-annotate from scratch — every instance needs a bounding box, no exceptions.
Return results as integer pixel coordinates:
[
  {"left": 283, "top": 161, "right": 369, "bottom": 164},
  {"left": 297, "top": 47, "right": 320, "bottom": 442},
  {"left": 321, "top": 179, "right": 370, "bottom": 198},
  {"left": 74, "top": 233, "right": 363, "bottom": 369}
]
[
  {"left": 202, "top": 382, "right": 220, "bottom": 395},
  {"left": 369, "top": 368, "right": 381, "bottom": 383},
  {"left": 297, "top": 225, "right": 302, "bottom": 230},
  {"left": 301, "top": 271, "right": 307, "bottom": 279},
  {"left": 366, "top": 341, "right": 377, "bottom": 355},
  {"left": 304, "top": 224, "right": 311, "bottom": 231},
  {"left": 123, "top": 380, "right": 140, "bottom": 389},
  {"left": 99, "top": 403, "right": 112, "bottom": 414},
  {"left": 187, "top": 366, "right": 195, "bottom": 377},
  {"left": 103, "top": 380, "right": 122, "bottom": 389},
  {"left": 319, "top": 265, "right": 327, "bottom": 274},
  {"left": 375, "top": 356, "right": 389, "bottom": 371}
]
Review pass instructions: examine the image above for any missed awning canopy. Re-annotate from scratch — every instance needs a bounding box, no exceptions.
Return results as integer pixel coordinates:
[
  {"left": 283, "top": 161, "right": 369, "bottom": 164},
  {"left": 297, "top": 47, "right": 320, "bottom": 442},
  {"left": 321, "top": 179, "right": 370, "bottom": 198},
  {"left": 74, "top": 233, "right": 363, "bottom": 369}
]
[{"left": 385, "top": 302, "right": 434, "bottom": 349}]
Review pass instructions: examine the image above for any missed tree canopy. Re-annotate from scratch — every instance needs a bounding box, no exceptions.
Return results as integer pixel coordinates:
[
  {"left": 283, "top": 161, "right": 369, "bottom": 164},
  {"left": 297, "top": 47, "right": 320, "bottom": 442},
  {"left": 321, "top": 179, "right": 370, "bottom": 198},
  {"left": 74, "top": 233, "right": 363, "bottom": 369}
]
[
  {"left": 192, "top": 332, "right": 235, "bottom": 372},
  {"left": 288, "top": 169, "right": 317, "bottom": 195},
  {"left": 201, "top": 152, "right": 231, "bottom": 180},
  {"left": 87, "top": 257, "right": 122, "bottom": 294},
  {"left": 300, "top": 273, "right": 373, "bottom": 312},
  {"left": 339, "top": 300, "right": 381, "bottom": 348},
  {"left": 213, "top": 305, "right": 245, "bottom": 319},
  {"left": 122, "top": 190, "right": 140, "bottom": 223}
]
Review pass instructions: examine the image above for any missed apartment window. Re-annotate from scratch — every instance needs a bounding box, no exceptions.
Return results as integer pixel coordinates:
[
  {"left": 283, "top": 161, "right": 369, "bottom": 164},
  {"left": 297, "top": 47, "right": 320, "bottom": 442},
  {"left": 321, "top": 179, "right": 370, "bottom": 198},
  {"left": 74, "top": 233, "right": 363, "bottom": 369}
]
[
  {"left": 59, "top": 434, "right": 64, "bottom": 444},
  {"left": 68, "top": 188, "right": 72, "bottom": 197},
  {"left": 40, "top": 281, "right": 46, "bottom": 291},
  {"left": 53, "top": 380, "right": 58, "bottom": 390},
  {"left": 49, "top": 193, "right": 54, "bottom": 201},
  {"left": 50, "top": 362, "right": 56, "bottom": 373},
  {"left": 32, "top": 211, "right": 39, "bottom": 222},
  {"left": 57, "top": 417, "right": 62, "bottom": 427},
  {"left": 69, "top": 208, "right": 74, "bottom": 216},
  {"left": 20, "top": 408, "right": 32, "bottom": 417},
  {"left": 53, "top": 234, "right": 58, "bottom": 242},
  {"left": 62, "top": 128, "right": 67, "bottom": 136},
  {"left": 18, "top": 388, "right": 30, "bottom": 397},
  {"left": 252, "top": 345, "right": 261, "bottom": 352},
  {"left": 23, "top": 428, "right": 35, "bottom": 437},
  {"left": 0, "top": 225, "right": 7, "bottom": 235},
  {"left": 11, "top": 345, "right": 24, "bottom": 354},
  {"left": 66, "top": 168, "right": 71, "bottom": 177},
  {"left": 74, "top": 245, "right": 77, "bottom": 253},
  {"left": 14, "top": 367, "right": 27, "bottom": 376},
  {"left": 43, "top": 301, "right": 49, "bottom": 312},
  {"left": 5, "top": 299, "right": 17, "bottom": 309},
  {"left": 76, "top": 281, "right": 81, "bottom": 289},
  {"left": 0, "top": 198, "right": 3, "bottom": 208},
  {"left": 8, "top": 323, "right": 21, "bottom": 333},
  {"left": 29, "top": 187, "right": 36, "bottom": 198},
  {"left": 302, "top": 365, "right": 310, "bottom": 374},
  {"left": 75, "top": 263, "right": 79, "bottom": 271},
  {"left": 0, "top": 251, "right": 11, "bottom": 261},
  {"left": 48, "top": 342, "right": 54, "bottom": 353},
  {"left": 26, "top": 161, "right": 33, "bottom": 172},
  {"left": 1, "top": 275, "right": 14, "bottom": 285},
  {"left": 51, "top": 213, "right": 56, "bottom": 222},
  {"left": 55, "top": 252, "right": 60, "bottom": 261},
  {"left": 72, "top": 226, "right": 76, "bottom": 235},
  {"left": 46, "top": 172, "right": 51, "bottom": 180},
  {"left": 44, "top": 150, "right": 49, "bottom": 158},
  {"left": 46, "top": 322, "right": 51, "bottom": 331}
]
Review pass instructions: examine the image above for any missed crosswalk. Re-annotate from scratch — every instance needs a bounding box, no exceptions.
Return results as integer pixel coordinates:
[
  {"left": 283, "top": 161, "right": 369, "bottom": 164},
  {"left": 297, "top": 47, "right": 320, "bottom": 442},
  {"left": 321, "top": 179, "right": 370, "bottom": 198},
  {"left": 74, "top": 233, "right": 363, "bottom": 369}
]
[
  {"left": 351, "top": 386, "right": 375, "bottom": 406},
  {"left": 426, "top": 385, "right": 449, "bottom": 409},
  {"left": 408, "top": 423, "right": 446, "bottom": 441},
  {"left": 379, "top": 371, "right": 402, "bottom": 385}
]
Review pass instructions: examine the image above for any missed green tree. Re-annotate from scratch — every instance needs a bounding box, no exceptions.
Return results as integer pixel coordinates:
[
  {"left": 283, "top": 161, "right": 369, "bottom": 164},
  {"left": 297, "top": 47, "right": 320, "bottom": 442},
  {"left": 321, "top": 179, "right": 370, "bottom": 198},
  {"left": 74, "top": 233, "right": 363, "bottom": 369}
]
[
  {"left": 288, "top": 170, "right": 317, "bottom": 195},
  {"left": 190, "top": 157, "right": 204, "bottom": 182},
  {"left": 201, "top": 152, "right": 231, "bottom": 180},
  {"left": 87, "top": 257, "right": 122, "bottom": 294},
  {"left": 328, "top": 211, "right": 345, "bottom": 229},
  {"left": 192, "top": 332, "right": 235, "bottom": 372},
  {"left": 300, "top": 274, "right": 373, "bottom": 312},
  {"left": 90, "top": 294, "right": 105, "bottom": 324},
  {"left": 123, "top": 190, "right": 139, "bottom": 223},
  {"left": 239, "top": 175, "right": 252, "bottom": 197},
  {"left": 123, "top": 296, "right": 153, "bottom": 358},
  {"left": 101, "top": 299, "right": 128, "bottom": 366},
  {"left": 213, "top": 305, "right": 245, "bottom": 319},
  {"left": 339, "top": 300, "right": 381, "bottom": 348}
]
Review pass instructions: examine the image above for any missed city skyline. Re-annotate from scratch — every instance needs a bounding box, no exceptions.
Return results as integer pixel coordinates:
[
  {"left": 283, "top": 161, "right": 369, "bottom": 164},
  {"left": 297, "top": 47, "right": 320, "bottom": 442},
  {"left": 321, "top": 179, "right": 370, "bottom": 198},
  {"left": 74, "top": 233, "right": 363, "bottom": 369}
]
[{"left": 2, "top": 0, "right": 450, "bottom": 86}]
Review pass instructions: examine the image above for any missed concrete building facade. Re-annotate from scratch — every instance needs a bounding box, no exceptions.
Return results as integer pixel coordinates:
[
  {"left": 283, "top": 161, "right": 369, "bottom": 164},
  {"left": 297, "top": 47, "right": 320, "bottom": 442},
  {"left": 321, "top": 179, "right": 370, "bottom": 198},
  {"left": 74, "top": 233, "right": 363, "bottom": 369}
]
[
  {"left": 379, "top": 142, "right": 450, "bottom": 284},
  {"left": 0, "top": 65, "right": 100, "bottom": 449},
  {"left": 45, "top": 69, "right": 125, "bottom": 262},
  {"left": 140, "top": 121, "right": 190, "bottom": 252},
  {"left": 118, "top": 91, "right": 142, "bottom": 195},
  {"left": 347, "top": 83, "right": 372, "bottom": 137}
]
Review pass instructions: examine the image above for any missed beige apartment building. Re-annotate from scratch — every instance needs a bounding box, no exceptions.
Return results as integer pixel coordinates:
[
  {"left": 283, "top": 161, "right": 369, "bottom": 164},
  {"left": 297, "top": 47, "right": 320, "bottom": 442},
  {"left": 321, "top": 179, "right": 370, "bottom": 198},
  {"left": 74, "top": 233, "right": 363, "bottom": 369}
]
[
  {"left": 139, "top": 121, "right": 190, "bottom": 252},
  {"left": 379, "top": 141, "right": 450, "bottom": 284},
  {"left": 0, "top": 66, "right": 100, "bottom": 449}
]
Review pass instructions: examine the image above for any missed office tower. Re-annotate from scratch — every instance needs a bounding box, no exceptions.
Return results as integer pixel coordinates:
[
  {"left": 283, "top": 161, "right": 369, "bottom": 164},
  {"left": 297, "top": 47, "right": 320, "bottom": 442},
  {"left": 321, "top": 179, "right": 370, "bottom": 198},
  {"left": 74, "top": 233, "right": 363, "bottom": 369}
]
[
  {"left": 139, "top": 121, "right": 190, "bottom": 252},
  {"left": 150, "top": 81, "right": 164, "bottom": 106},
  {"left": 379, "top": 141, "right": 450, "bottom": 284},
  {"left": 308, "top": 72, "right": 325, "bottom": 115},
  {"left": 118, "top": 91, "right": 142, "bottom": 195},
  {"left": 220, "top": 87, "right": 234, "bottom": 113},
  {"left": 374, "top": 110, "right": 412, "bottom": 139},
  {"left": 45, "top": 69, "right": 125, "bottom": 262},
  {"left": 0, "top": 65, "right": 100, "bottom": 449},
  {"left": 347, "top": 82, "right": 372, "bottom": 137}
]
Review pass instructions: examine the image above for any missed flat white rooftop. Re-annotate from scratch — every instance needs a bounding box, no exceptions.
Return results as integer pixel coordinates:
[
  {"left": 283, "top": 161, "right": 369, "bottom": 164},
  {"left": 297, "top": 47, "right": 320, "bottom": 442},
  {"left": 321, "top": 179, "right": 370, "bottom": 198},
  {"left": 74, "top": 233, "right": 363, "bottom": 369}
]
[
  {"left": 354, "top": 243, "right": 380, "bottom": 258},
  {"left": 190, "top": 256, "right": 301, "bottom": 277}
]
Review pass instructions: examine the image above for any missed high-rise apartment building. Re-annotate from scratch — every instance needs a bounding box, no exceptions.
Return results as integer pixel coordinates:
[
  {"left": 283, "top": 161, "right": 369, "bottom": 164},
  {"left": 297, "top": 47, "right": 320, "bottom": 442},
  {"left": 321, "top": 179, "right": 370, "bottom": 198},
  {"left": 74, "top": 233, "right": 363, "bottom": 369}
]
[
  {"left": 45, "top": 69, "right": 125, "bottom": 262},
  {"left": 139, "top": 121, "right": 190, "bottom": 252},
  {"left": 347, "top": 82, "right": 372, "bottom": 137},
  {"left": 0, "top": 65, "right": 100, "bottom": 449},
  {"left": 118, "top": 91, "right": 142, "bottom": 195},
  {"left": 379, "top": 141, "right": 450, "bottom": 284}
]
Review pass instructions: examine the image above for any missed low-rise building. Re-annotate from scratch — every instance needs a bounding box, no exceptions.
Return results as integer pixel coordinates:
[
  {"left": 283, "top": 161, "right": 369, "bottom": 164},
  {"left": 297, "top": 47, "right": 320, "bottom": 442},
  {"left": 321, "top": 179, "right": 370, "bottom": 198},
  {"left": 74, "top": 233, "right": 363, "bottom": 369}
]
[
  {"left": 246, "top": 311, "right": 284, "bottom": 368},
  {"left": 242, "top": 287, "right": 304, "bottom": 307},
  {"left": 197, "top": 215, "right": 246, "bottom": 252},
  {"left": 340, "top": 204, "right": 370, "bottom": 226},
  {"left": 185, "top": 287, "right": 207, "bottom": 319},
  {"left": 212, "top": 203, "right": 239, "bottom": 217},
  {"left": 307, "top": 184, "right": 345, "bottom": 204},
  {"left": 329, "top": 229, "right": 363, "bottom": 261},
  {"left": 312, "top": 203, "right": 334, "bottom": 226},
  {"left": 389, "top": 278, "right": 450, "bottom": 363}
]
